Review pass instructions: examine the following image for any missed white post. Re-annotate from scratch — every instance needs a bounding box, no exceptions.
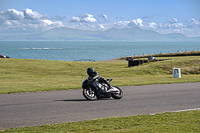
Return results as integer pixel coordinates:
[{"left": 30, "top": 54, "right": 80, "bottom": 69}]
[{"left": 173, "top": 68, "right": 181, "bottom": 78}]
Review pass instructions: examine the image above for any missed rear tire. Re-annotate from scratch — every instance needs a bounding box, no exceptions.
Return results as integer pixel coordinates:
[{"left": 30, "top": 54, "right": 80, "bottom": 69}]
[
  {"left": 83, "top": 87, "right": 97, "bottom": 100},
  {"left": 111, "top": 86, "right": 123, "bottom": 99}
]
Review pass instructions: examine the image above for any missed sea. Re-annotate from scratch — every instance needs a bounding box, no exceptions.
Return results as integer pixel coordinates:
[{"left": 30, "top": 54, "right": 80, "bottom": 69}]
[{"left": 0, "top": 41, "right": 199, "bottom": 61}]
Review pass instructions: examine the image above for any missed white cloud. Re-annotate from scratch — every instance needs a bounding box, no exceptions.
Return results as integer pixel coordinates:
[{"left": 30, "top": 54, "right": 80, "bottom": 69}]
[
  {"left": 184, "top": 18, "right": 200, "bottom": 37},
  {"left": 97, "top": 24, "right": 105, "bottom": 29},
  {"left": 42, "top": 19, "right": 53, "bottom": 25},
  {"left": 129, "top": 18, "right": 143, "bottom": 27},
  {"left": 147, "top": 18, "right": 185, "bottom": 31},
  {"left": 168, "top": 23, "right": 185, "bottom": 28},
  {"left": 81, "top": 14, "right": 97, "bottom": 23},
  {"left": 0, "top": 8, "right": 63, "bottom": 32},
  {"left": 97, "top": 14, "right": 108, "bottom": 21},
  {"left": 70, "top": 14, "right": 108, "bottom": 30},
  {"left": 71, "top": 14, "right": 97, "bottom": 23},
  {"left": 71, "top": 16, "right": 81, "bottom": 22},
  {"left": 112, "top": 17, "right": 200, "bottom": 37},
  {"left": 114, "top": 20, "right": 130, "bottom": 27},
  {"left": 23, "top": 8, "right": 47, "bottom": 20},
  {"left": 170, "top": 18, "right": 178, "bottom": 24},
  {"left": 102, "top": 14, "right": 107, "bottom": 20},
  {"left": 148, "top": 22, "right": 157, "bottom": 29},
  {"left": 113, "top": 18, "right": 143, "bottom": 28},
  {"left": 5, "top": 9, "right": 24, "bottom": 20},
  {"left": 188, "top": 18, "right": 200, "bottom": 27},
  {"left": 144, "top": 18, "right": 200, "bottom": 37}
]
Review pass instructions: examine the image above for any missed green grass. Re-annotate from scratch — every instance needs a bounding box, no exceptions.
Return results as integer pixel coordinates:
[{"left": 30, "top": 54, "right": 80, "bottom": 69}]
[
  {"left": 1, "top": 110, "right": 200, "bottom": 132},
  {"left": 0, "top": 55, "right": 200, "bottom": 94}
]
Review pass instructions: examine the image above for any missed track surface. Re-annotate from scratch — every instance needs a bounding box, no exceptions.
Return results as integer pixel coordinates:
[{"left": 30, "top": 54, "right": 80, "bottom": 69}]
[{"left": 0, "top": 82, "right": 200, "bottom": 129}]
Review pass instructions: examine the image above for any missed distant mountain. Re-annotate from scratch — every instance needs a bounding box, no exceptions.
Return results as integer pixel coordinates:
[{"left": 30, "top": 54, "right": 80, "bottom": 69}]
[
  {"left": 95, "top": 28, "right": 187, "bottom": 41},
  {"left": 0, "top": 27, "right": 200, "bottom": 41},
  {"left": 23, "top": 27, "right": 101, "bottom": 41}
]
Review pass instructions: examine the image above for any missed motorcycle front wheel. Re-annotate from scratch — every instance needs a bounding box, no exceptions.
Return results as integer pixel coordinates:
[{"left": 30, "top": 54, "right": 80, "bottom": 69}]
[
  {"left": 111, "top": 86, "right": 123, "bottom": 99},
  {"left": 83, "top": 87, "right": 97, "bottom": 100}
]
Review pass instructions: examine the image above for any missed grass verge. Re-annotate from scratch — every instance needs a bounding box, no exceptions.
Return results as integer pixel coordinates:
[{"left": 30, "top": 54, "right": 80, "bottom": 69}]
[
  {"left": 1, "top": 110, "right": 200, "bottom": 132},
  {"left": 0, "top": 54, "right": 200, "bottom": 94}
]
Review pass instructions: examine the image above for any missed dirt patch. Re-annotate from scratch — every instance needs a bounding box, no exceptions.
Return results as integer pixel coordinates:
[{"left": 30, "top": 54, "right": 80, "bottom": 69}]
[{"left": 192, "top": 60, "right": 200, "bottom": 64}]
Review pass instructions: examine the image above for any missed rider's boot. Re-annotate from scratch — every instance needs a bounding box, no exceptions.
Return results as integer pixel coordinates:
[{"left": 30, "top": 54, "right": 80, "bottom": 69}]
[{"left": 106, "top": 85, "right": 114, "bottom": 92}]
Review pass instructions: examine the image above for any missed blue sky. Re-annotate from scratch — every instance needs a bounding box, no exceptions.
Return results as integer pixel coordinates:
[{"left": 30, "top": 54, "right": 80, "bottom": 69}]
[{"left": 0, "top": 0, "right": 200, "bottom": 37}]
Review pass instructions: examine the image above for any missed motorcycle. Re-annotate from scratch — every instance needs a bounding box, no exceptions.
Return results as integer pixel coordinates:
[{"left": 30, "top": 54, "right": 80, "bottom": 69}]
[{"left": 82, "top": 77, "right": 123, "bottom": 100}]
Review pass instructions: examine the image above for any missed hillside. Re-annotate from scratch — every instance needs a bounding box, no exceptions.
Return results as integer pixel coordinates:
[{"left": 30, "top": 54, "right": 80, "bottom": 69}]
[
  {"left": 0, "top": 54, "right": 200, "bottom": 94},
  {"left": 0, "top": 27, "right": 200, "bottom": 41}
]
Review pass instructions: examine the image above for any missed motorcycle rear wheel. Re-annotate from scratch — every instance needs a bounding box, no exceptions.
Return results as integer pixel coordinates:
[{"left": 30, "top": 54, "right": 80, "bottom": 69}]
[
  {"left": 111, "top": 86, "right": 123, "bottom": 99},
  {"left": 83, "top": 87, "right": 97, "bottom": 100}
]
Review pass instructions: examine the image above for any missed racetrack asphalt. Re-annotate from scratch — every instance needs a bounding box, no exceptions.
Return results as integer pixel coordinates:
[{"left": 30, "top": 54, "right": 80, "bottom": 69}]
[{"left": 0, "top": 82, "right": 200, "bottom": 129}]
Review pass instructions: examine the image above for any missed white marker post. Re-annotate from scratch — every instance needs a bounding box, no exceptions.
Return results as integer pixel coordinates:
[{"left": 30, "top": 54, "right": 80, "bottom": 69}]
[{"left": 173, "top": 68, "right": 181, "bottom": 78}]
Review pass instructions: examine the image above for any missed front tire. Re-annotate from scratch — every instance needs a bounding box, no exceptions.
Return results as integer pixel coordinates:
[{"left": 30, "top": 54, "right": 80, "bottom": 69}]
[
  {"left": 111, "top": 86, "right": 123, "bottom": 99},
  {"left": 83, "top": 87, "right": 97, "bottom": 100}
]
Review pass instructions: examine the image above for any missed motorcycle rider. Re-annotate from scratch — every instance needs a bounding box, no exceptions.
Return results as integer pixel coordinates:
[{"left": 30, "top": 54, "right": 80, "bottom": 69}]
[{"left": 87, "top": 68, "right": 112, "bottom": 99}]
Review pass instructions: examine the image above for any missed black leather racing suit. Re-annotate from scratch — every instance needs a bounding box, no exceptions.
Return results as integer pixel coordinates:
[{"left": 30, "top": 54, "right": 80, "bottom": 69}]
[{"left": 87, "top": 71, "right": 111, "bottom": 98}]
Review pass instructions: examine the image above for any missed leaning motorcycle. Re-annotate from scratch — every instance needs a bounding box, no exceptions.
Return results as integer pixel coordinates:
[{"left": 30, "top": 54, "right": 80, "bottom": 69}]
[{"left": 82, "top": 77, "right": 123, "bottom": 100}]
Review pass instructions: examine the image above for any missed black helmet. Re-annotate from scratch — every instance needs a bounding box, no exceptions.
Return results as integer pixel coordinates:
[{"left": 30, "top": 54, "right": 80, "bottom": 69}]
[{"left": 87, "top": 68, "right": 94, "bottom": 75}]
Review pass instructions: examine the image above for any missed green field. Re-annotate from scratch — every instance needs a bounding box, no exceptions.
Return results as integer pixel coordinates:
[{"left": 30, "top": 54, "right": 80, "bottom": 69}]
[
  {"left": 1, "top": 110, "right": 200, "bottom": 132},
  {"left": 1, "top": 52, "right": 200, "bottom": 132},
  {"left": 0, "top": 53, "right": 200, "bottom": 94}
]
